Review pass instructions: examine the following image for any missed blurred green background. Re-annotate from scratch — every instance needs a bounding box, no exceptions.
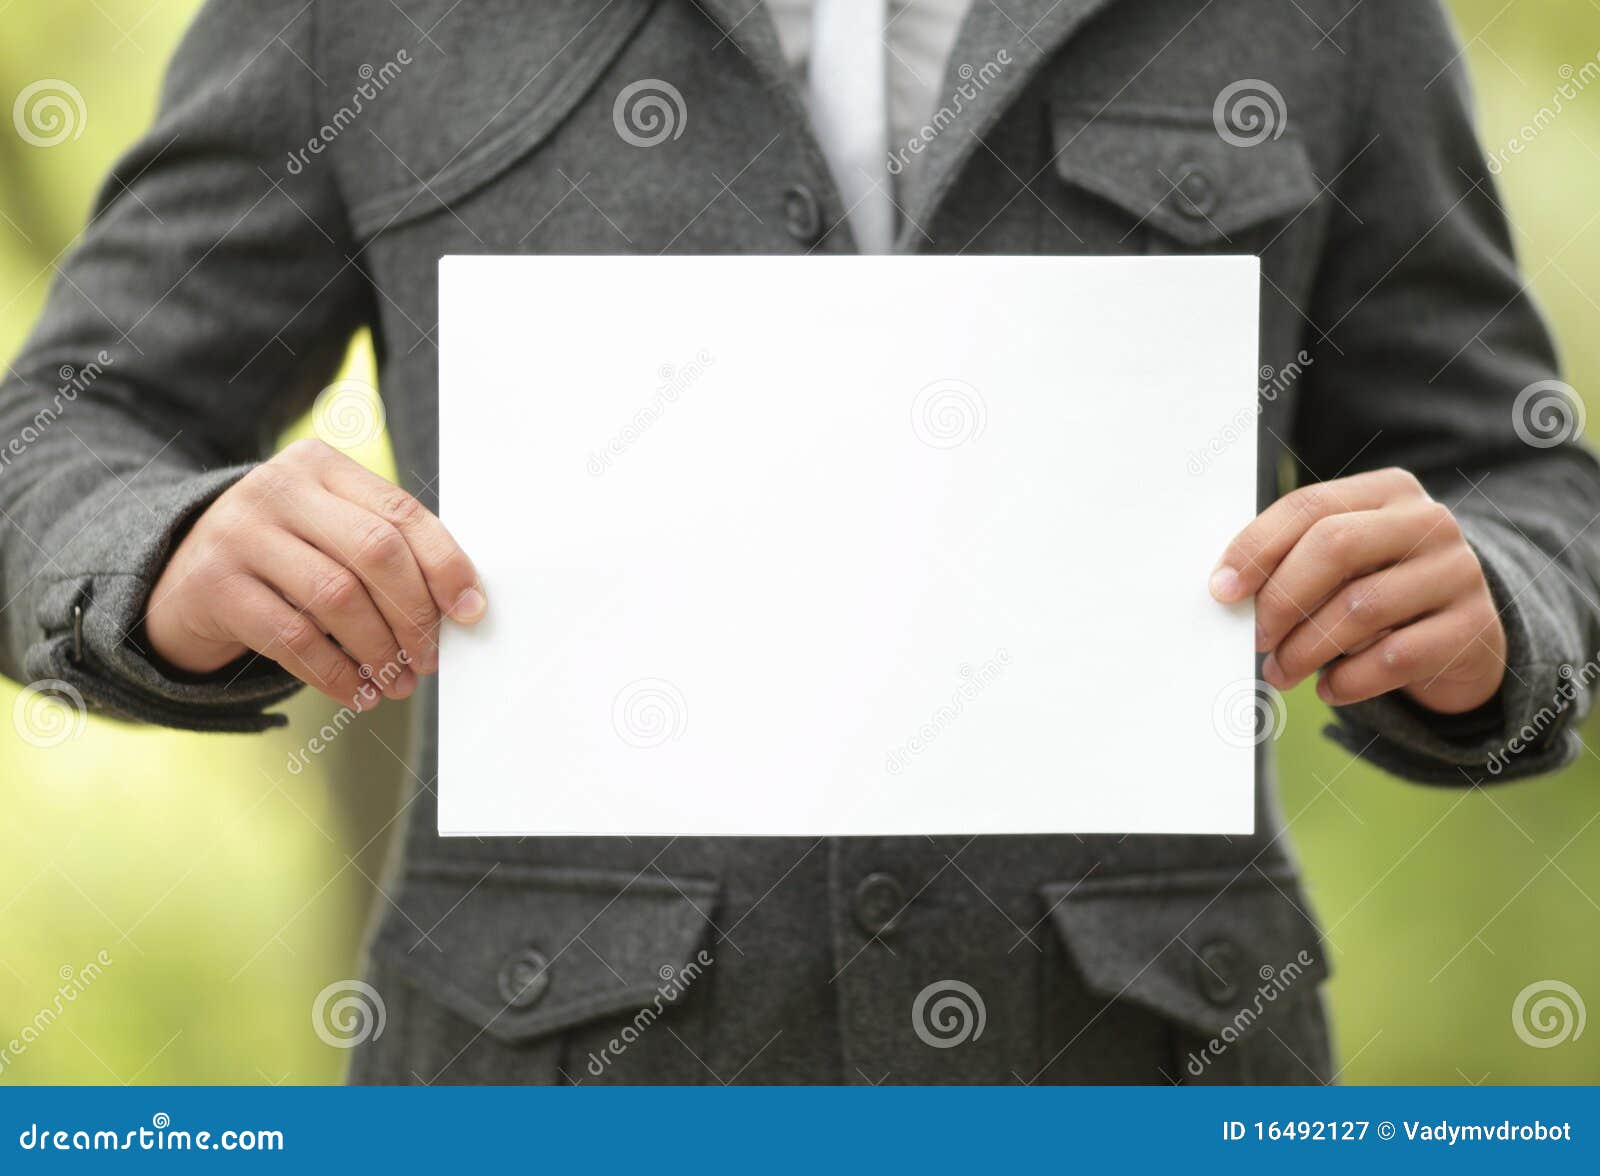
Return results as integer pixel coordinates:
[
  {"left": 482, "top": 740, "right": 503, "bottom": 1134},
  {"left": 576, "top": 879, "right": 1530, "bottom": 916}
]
[{"left": 2, "top": 0, "right": 1597, "bottom": 1084}]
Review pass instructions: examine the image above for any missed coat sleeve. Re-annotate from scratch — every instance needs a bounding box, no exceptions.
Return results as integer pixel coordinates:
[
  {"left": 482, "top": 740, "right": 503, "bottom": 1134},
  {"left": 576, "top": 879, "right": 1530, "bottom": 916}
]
[
  {"left": 0, "top": 0, "right": 368, "bottom": 731},
  {"left": 1292, "top": 0, "right": 1600, "bottom": 784}
]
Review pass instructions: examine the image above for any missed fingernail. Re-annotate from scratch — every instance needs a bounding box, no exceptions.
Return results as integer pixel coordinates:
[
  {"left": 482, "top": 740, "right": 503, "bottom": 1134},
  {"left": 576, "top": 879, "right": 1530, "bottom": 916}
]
[
  {"left": 388, "top": 669, "right": 419, "bottom": 699},
  {"left": 1261, "top": 653, "right": 1284, "bottom": 688},
  {"left": 453, "top": 586, "right": 487, "bottom": 624},
  {"left": 1209, "top": 566, "right": 1242, "bottom": 603},
  {"left": 1316, "top": 677, "right": 1335, "bottom": 704}
]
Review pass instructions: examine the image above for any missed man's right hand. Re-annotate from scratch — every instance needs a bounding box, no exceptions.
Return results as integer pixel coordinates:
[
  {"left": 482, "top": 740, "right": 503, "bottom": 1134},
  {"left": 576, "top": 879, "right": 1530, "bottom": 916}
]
[{"left": 143, "top": 438, "right": 486, "bottom": 709}]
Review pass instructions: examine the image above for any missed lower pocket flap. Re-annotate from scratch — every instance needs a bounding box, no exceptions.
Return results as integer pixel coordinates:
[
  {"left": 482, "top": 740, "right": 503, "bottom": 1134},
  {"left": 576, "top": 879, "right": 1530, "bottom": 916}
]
[
  {"left": 373, "top": 864, "right": 719, "bottom": 1045},
  {"left": 1041, "top": 866, "right": 1329, "bottom": 1041}
]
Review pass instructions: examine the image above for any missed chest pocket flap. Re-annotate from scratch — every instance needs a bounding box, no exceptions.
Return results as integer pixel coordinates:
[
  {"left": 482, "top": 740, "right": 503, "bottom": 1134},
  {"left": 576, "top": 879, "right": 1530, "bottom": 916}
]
[{"left": 1052, "top": 105, "right": 1320, "bottom": 248}]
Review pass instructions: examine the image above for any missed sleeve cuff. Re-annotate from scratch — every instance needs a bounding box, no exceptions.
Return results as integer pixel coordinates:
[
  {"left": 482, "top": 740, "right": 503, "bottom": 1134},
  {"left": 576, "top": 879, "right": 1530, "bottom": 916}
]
[
  {"left": 21, "top": 463, "right": 300, "bottom": 732},
  {"left": 1323, "top": 513, "right": 1585, "bottom": 785}
]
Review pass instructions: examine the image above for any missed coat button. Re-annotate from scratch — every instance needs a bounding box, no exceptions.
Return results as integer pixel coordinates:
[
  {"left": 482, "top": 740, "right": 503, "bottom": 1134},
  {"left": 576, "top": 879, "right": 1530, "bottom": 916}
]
[
  {"left": 782, "top": 183, "right": 825, "bottom": 244},
  {"left": 1194, "top": 940, "right": 1242, "bottom": 1005},
  {"left": 497, "top": 946, "right": 551, "bottom": 1008},
  {"left": 1174, "top": 163, "right": 1219, "bottom": 220},
  {"left": 852, "top": 872, "right": 907, "bottom": 936}
]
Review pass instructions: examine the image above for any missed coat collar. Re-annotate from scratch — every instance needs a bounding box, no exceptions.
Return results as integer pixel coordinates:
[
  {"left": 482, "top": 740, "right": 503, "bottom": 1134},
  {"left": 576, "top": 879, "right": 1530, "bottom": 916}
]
[
  {"left": 690, "top": 0, "right": 792, "bottom": 91},
  {"left": 689, "top": 0, "right": 1124, "bottom": 251}
]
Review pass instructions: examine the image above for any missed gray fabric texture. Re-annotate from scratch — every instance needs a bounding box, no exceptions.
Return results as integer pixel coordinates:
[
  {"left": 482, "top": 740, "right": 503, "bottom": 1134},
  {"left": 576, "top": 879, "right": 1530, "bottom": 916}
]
[{"left": 2, "top": 0, "right": 1597, "bottom": 1083}]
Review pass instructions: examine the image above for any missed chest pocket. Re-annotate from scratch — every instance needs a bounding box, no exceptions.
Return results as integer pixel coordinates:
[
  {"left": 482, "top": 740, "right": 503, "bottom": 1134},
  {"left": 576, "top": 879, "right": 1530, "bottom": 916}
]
[{"left": 1046, "top": 104, "right": 1321, "bottom": 256}]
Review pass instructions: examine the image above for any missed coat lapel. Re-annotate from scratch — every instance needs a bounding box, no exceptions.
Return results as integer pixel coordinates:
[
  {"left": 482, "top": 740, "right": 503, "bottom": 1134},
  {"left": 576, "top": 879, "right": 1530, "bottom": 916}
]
[
  {"left": 896, "top": 0, "right": 1125, "bottom": 250},
  {"left": 689, "top": 0, "right": 858, "bottom": 243}
]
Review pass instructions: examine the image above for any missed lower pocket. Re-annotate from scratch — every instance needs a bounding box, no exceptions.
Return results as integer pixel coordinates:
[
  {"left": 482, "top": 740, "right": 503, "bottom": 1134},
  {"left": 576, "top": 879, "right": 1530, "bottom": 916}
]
[
  {"left": 1037, "top": 865, "right": 1334, "bottom": 1085},
  {"left": 352, "top": 863, "right": 720, "bottom": 1084}
]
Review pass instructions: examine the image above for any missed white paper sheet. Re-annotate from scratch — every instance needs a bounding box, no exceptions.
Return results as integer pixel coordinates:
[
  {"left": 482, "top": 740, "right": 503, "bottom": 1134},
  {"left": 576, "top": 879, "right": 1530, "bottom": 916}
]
[{"left": 438, "top": 255, "right": 1259, "bottom": 837}]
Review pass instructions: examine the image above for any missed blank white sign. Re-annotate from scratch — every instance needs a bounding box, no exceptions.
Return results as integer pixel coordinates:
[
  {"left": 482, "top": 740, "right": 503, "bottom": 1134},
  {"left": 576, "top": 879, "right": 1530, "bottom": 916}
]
[{"left": 438, "top": 255, "right": 1258, "bottom": 837}]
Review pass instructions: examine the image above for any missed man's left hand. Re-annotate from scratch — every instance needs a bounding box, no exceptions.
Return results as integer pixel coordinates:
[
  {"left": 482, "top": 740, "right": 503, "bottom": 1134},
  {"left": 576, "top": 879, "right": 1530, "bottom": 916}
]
[{"left": 1209, "top": 467, "right": 1507, "bottom": 714}]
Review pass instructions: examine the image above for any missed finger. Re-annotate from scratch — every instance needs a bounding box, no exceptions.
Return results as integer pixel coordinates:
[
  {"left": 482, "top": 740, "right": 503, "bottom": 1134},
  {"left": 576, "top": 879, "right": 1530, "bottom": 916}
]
[
  {"left": 227, "top": 577, "right": 376, "bottom": 710},
  {"left": 285, "top": 490, "right": 445, "bottom": 675},
  {"left": 244, "top": 530, "right": 418, "bottom": 700},
  {"left": 1253, "top": 499, "right": 1460, "bottom": 651},
  {"left": 1341, "top": 627, "right": 1393, "bottom": 659},
  {"left": 1314, "top": 610, "right": 1477, "bottom": 707},
  {"left": 319, "top": 461, "right": 484, "bottom": 629},
  {"left": 1210, "top": 467, "right": 1426, "bottom": 603},
  {"left": 1265, "top": 548, "right": 1476, "bottom": 688}
]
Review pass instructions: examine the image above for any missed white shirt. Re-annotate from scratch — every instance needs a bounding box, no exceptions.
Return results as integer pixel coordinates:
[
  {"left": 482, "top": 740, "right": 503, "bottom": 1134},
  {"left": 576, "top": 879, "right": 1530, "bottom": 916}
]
[{"left": 766, "top": 0, "right": 973, "bottom": 187}]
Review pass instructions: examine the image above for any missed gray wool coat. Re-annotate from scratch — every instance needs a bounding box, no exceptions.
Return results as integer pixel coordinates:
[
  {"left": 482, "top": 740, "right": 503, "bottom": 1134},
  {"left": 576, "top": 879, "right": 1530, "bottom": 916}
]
[{"left": 3, "top": 0, "right": 1599, "bottom": 1084}]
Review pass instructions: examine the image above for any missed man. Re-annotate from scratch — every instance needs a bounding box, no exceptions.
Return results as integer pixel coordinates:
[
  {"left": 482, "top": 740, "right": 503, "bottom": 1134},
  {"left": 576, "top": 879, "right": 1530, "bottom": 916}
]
[{"left": 2, "top": 0, "right": 1596, "bottom": 1083}]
